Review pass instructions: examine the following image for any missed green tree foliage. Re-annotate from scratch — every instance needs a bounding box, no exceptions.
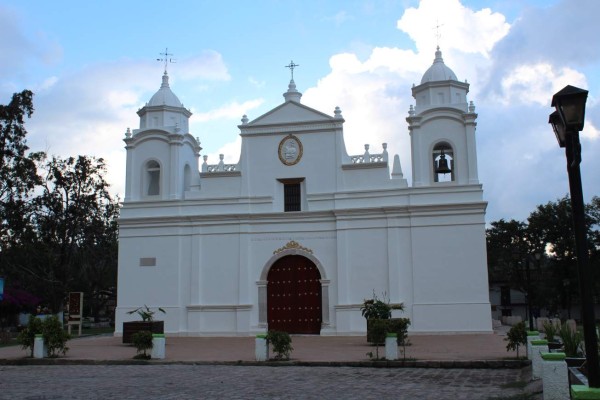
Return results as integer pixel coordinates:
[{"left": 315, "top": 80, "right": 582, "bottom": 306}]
[
  {"left": 487, "top": 195, "right": 600, "bottom": 317},
  {"left": 505, "top": 321, "right": 527, "bottom": 358},
  {"left": 0, "top": 90, "right": 45, "bottom": 246},
  {"left": 0, "top": 90, "right": 119, "bottom": 318}
]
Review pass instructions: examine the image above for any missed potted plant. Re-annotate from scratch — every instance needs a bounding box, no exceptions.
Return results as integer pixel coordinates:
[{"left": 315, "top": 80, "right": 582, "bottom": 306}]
[
  {"left": 122, "top": 305, "right": 165, "bottom": 344},
  {"left": 559, "top": 324, "right": 584, "bottom": 367},
  {"left": 360, "top": 291, "right": 405, "bottom": 344},
  {"left": 542, "top": 320, "right": 562, "bottom": 350}
]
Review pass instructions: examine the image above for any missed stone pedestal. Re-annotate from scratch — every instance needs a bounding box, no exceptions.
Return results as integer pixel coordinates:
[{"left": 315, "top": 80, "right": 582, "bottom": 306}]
[
  {"left": 527, "top": 331, "right": 540, "bottom": 360},
  {"left": 385, "top": 333, "right": 398, "bottom": 361},
  {"left": 151, "top": 334, "right": 165, "bottom": 359},
  {"left": 255, "top": 334, "right": 268, "bottom": 361},
  {"left": 541, "top": 352, "right": 568, "bottom": 400},
  {"left": 33, "top": 334, "right": 46, "bottom": 359},
  {"left": 530, "top": 339, "right": 549, "bottom": 379}
]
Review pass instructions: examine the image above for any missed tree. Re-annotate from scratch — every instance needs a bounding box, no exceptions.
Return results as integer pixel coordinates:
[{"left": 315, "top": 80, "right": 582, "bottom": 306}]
[
  {"left": 487, "top": 195, "right": 600, "bottom": 319},
  {"left": 0, "top": 90, "right": 45, "bottom": 247},
  {"left": 28, "top": 155, "right": 119, "bottom": 313}
]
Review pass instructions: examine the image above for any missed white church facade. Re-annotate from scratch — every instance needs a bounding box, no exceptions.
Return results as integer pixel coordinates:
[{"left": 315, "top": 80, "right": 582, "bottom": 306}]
[{"left": 115, "top": 49, "right": 492, "bottom": 336}]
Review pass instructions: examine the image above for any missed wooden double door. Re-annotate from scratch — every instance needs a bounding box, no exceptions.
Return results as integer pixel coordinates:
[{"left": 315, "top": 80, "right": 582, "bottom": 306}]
[{"left": 267, "top": 255, "right": 322, "bottom": 334}]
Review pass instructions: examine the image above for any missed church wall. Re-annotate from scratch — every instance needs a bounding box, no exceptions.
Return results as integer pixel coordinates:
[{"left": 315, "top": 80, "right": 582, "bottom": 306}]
[
  {"left": 115, "top": 230, "right": 186, "bottom": 334},
  {"left": 409, "top": 213, "right": 491, "bottom": 332},
  {"left": 241, "top": 132, "right": 339, "bottom": 198}
]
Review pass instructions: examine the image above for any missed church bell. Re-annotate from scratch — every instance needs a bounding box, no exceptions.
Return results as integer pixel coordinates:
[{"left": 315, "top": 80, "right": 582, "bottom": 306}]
[{"left": 435, "top": 149, "right": 452, "bottom": 174}]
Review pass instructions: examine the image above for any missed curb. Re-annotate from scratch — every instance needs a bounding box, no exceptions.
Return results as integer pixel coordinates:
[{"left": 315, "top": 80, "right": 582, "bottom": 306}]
[{"left": 0, "top": 358, "right": 531, "bottom": 369}]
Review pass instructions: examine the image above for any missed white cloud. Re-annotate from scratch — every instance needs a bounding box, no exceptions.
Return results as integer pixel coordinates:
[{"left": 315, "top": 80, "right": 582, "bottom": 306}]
[
  {"left": 497, "top": 63, "right": 587, "bottom": 106},
  {"left": 191, "top": 99, "right": 265, "bottom": 123},
  {"left": 396, "top": 0, "right": 509, "bottom": 57}
]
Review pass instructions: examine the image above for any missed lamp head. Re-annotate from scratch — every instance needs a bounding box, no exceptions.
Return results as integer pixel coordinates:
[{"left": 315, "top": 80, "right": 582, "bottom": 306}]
[
  {"left": 551, "top": 85, "right": 588, "bottom": 133},
  {"left": 549, "top": 111, "right": 566, "bottom": 148}
]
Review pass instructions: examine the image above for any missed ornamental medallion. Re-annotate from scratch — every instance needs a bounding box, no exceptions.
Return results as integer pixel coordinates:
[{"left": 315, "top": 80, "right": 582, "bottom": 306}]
[{"left": 278, "top": 134, "right": 303, "bottom": 166}]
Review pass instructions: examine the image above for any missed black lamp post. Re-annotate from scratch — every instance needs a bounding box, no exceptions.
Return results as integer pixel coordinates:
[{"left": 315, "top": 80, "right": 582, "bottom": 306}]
[{"left": 549, "top": 85, "right": 599, "bottom": 387}]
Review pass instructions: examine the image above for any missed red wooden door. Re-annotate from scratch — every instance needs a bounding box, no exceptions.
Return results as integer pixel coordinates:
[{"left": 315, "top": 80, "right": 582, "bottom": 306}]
[{"left": 267, "top": 255, "right": 322, "bottom": 334}]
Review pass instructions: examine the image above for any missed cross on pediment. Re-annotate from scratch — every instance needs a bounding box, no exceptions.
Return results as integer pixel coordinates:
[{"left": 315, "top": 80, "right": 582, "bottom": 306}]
[{"left": 285, "top": 60, "right": 300, "bottom": 80}]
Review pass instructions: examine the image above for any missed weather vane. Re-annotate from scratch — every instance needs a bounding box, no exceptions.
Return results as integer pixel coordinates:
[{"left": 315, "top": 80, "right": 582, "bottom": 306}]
[
  {"left": 434, "top": 20, "right": 444, "bottom": 48},
  {"left": 285, "top": 60, "right": 300, "bottom": 80},
  {"left": 157, "top": 48, "right": 176, "bottom": 73}
]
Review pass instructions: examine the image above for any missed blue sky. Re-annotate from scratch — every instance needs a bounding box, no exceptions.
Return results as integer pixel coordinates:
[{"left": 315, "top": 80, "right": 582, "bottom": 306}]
[{"left": 1, "top": 0, "right": 598, "bottom": 223}]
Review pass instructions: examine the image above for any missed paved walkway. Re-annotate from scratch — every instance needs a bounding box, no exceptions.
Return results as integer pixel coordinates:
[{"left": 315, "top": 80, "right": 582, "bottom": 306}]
[
  {"left": 0, "top": 328, "right": 521, "bottom": 363},
  {"left": 0, "top": 364, "right": 537, "bottom": 400},
  {"left": 0, "top": 327, "right": 543, "bottom": 399}
]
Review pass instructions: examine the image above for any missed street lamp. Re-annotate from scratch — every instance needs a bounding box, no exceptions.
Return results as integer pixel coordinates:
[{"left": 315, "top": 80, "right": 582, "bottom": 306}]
[{"left": 549, "top": 85, "right": 599, "bottom": 387}]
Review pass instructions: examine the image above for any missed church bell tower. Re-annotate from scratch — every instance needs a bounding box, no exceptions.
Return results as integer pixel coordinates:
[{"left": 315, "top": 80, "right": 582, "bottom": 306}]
[{"left": 407, "top": 47, "right": 479, "bottom": 187}]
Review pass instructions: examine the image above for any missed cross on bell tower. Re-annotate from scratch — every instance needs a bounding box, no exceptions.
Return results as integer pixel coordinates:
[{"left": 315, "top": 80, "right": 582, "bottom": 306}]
[{"left": 157, "top": 48, "right": 176, "bottom": 73}]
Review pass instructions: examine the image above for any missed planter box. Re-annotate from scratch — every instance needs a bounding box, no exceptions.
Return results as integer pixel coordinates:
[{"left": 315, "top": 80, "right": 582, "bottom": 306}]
[{"left": 122, "top": 321, "right": 164, "bottom": 344}]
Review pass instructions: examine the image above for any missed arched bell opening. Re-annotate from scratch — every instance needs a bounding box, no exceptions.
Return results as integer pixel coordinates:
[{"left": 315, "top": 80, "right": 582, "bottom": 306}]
[
  {"left": 145, "top": 160, "right": 161, "bottom": 196},
  {"left": 432, "top": 142, "right": 455, "bottom": 183}
]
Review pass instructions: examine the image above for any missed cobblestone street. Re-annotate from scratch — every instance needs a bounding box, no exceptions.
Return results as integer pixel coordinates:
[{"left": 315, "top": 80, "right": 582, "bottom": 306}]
[{"left": 0, "top": 365, "right": 535, "bottom": 400}]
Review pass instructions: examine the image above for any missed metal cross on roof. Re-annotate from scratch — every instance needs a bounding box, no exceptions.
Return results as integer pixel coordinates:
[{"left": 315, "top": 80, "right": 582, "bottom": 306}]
[
  {"left": 157, "top": 48, "right": 176, "bottom": 73},
  {"left": 285, "top": 60, "right": 300, "bottom": 80}
]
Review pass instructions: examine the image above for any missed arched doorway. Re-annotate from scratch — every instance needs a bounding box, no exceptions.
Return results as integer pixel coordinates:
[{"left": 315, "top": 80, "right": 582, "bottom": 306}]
[{"left": 267, "top": 255, "right": 322, "bottom": 334}]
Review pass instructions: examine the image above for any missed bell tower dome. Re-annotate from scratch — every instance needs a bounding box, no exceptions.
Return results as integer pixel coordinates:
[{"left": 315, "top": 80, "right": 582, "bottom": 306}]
[
  {"left": 123, "top": 71, "right": 201, "bottom": 202},
  {"left": 407, "top": 47, "right": 479, "bottom": 187}
]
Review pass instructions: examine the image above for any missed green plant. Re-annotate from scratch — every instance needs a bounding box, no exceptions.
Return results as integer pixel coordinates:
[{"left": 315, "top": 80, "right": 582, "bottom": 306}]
[
  {"left": 360, "top": 291, "right": 404, "bottom": 320},
  {"left": 369, "top": 319, "right": 388, "bottom": 359},
  {"left": 132, "top": 330, "right": 153, "bottom": 359},
  {"left": 42, "top": 315, "right": 70, "bottom": 357},
  {"left": 505, "top": 321, "right": 527, "bottom": 358},
  {"left": 127, "top": 305, "right": 166, "bottom": 322},
  {"left": 542, "top": 321, "right": 558, "bottom": 342},
  {"left": 16, "top": 314, "right": 43, "bottom": 357},
  {"left": 16, "top": 314, "right": 70, "bottom": 357},
  {"left": 266, "top": 330, "right": 293, "bottom": 360},
  {"left": 388, "top": 317, "right": 411, "bottom": 360},
  {"left": 559, "top": 324, "right": 583, "bottom": 357}
]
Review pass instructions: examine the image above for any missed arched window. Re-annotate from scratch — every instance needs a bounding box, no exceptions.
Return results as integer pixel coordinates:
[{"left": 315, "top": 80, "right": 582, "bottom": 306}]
[
  {"left": 146, "top": 160, "right": 160, "bottom": 196},
  {"left": 432, "top": 143, "right": 454, "bottom": 183}
]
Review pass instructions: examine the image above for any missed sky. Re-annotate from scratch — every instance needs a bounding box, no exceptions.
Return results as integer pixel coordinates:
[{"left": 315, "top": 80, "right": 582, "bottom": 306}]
[{"left": 1, "top": 0, "right": 599, "bottom": 224}]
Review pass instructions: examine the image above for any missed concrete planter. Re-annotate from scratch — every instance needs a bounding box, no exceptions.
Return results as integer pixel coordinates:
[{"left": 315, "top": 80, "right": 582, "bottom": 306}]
[
  {"left": 541, "top": 352, "right": 568, "bottom": 400},
  {"left": 151, "top": 334, "right": 165, "bottom": 359},
  {"left": 385, "top": 333, "right": 398, "bottom": 360},
  {"left": 530, "top": 339, "right": 549, "bottom": 379},
  {"left": 255, "top": 334, "right": 268, "bottom": 361},
  {"left": 122, "top": 321, "right": 164, "bottom": 344}
]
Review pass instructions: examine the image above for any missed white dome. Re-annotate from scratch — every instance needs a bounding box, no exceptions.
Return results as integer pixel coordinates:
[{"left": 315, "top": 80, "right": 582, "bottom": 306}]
[
  {"left": 148, "top": 72, "right": 183, "bottom": 107},
  {"left": 420, "top": 47, "right": 458, "bottom": 84}
]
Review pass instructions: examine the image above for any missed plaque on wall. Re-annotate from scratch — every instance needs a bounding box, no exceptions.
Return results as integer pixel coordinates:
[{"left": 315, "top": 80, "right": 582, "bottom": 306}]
[{"left": 278, "top": 134, "right": 303, "bottom": 166}]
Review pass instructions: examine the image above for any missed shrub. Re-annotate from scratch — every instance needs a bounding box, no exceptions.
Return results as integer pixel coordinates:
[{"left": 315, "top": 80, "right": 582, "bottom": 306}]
[
  {"left": 17, "top": 315, "right": 43, "bottom": 357},
  {"left": 505, "top": 321, "right": 527, "bottom": 358},
  {"left": 360, "top": 291, "right": 404, "bottom": 320},
  {"left": 266, "top": 330, "right": 293, "bottom": 360},
  {"left": 132, "top": 330, "right": 153, "bottom": 359},
  {"left": 559, "top": 324, "right": 583, "bottom": 357},
  {"left": 42, "top": 315, "right": 70, "bottom": 357},
  {"left": 16, "top": 314, "right": 70, "bottom": 357},
  {"left": 542, "top": 321, "right": 558, "bottom": 342},
  {"left": 127, "top": 305, "right": 166, "bottom": 322}
]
